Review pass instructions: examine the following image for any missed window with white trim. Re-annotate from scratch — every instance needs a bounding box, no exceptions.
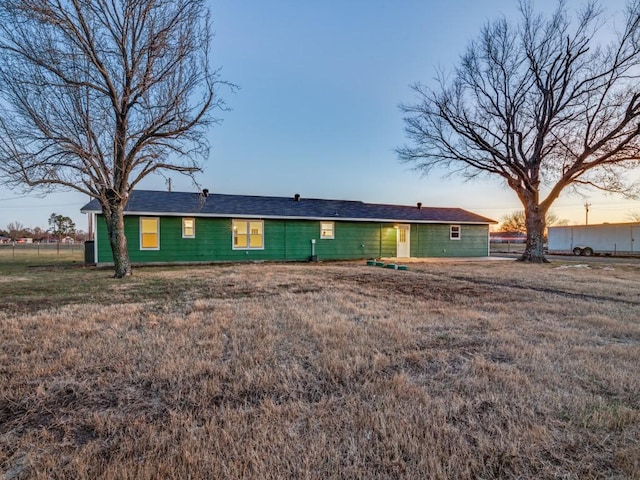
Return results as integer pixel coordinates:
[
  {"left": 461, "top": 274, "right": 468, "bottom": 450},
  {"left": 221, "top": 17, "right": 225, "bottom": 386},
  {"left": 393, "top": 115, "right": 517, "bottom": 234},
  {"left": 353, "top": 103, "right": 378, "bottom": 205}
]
[
  {"left": 232, "top": 219, "right": 264, "bottom": 249},
  {"left": 182, "top": 218, "right": 195, "bottom": 238},
  {"left": 320, "top": 221, "right": 334, "bottom": 239},
  {"left": 140, "top": 217, "right": 160, "bottom": 250},
  {"left": 398, "top": 226, "right": 407, "bottom": 243},
  {"left": 450, "top": 225, "right": 461, "bottom": 240}
]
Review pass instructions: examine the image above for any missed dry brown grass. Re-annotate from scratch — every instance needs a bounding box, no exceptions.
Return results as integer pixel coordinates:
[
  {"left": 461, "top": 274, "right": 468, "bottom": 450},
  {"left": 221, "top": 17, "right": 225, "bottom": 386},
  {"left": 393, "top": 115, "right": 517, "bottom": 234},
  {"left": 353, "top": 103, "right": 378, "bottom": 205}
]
[{"left": 1, "top": 259, "right": 639, "bottom": 479}]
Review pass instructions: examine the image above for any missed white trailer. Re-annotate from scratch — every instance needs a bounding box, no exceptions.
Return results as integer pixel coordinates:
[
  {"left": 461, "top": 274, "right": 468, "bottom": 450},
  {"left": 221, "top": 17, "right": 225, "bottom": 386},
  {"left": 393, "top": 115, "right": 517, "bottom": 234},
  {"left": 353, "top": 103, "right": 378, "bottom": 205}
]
[{"left": 547, "top": 223, "right": 640, "bottom": 256}]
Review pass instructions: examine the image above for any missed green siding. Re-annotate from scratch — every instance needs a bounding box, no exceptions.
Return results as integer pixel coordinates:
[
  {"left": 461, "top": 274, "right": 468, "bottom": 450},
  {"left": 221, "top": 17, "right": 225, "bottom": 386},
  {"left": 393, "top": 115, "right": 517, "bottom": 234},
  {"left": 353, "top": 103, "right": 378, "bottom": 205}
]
[
  {"left": 94, "top": 215, "right": 488, "bottom": 263},
  {"left": 97, "top": 216, "right": 284, "bottom": 263},
  {"left": 410, "top": 224, "right": 489, "bottom": 257},
  {"left": 315, "top": 222, "right": 396, "bottom": 260}
]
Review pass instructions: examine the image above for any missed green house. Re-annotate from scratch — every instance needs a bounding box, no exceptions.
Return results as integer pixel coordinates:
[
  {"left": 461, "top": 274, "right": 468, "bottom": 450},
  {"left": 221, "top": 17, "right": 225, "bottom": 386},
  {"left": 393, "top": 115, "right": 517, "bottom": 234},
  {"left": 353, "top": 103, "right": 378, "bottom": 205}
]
[{"left": 81, "top": 190, "right": 496, "bottom": 265}]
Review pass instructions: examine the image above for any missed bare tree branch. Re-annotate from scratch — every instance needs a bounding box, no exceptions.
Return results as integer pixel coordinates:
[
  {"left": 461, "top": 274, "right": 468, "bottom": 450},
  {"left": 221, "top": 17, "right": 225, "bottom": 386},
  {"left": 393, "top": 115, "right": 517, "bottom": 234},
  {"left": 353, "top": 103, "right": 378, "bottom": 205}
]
[
  {"left": 398, "top": 0, "right": 640, "bottom": 262},
  {"left": 0, "top": 0, "right": 232, "bottom": 277}
]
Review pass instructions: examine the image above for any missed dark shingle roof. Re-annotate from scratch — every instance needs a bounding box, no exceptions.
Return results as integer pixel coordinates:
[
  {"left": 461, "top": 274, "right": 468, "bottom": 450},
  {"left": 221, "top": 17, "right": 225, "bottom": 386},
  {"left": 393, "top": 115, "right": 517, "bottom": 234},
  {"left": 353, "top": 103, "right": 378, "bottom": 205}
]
[{"left": 81, "top": 190, "right": 496, "bottom": 224}]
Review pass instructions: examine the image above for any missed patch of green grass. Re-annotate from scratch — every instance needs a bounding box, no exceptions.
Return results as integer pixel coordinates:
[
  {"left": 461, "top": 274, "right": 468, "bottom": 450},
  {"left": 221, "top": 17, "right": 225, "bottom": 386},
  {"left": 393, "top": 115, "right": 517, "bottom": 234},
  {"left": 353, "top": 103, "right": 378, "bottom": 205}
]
[{"left": 0, "top": 245, "right": 84, "bottom": 274}]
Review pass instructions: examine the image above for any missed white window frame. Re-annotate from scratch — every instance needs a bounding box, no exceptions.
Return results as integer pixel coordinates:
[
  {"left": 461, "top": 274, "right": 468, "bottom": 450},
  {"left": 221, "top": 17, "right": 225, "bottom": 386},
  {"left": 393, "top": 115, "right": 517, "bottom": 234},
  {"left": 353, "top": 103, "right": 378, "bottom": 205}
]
[
  {"left": 140, "top": 217, "right": 160, "bottom": 250},
  {"left": 232, "top": 219, "right": 264, "bottom": 250},
  {"left": 450, "top": 225, "right": 461, "bottom": 240},
  {"left": 182, "top": 217, "right": 196, "bottom": 238},
  {"left": 320, "top": 221, "right": 335, "bottom": 239}
]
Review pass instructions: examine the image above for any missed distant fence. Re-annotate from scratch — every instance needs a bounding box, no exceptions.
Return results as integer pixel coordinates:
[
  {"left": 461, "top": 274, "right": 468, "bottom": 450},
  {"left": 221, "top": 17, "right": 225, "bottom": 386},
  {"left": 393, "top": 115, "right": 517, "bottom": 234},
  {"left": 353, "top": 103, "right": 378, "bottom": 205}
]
[
  {"left": 1, "top": 240, "right": 534, "bottom": 257},
  {"left": 490, "top": 241, "right": 526, "bottom": 254},
  {"left": 0, "top": 242, "right": 83, "bottom": 257}
]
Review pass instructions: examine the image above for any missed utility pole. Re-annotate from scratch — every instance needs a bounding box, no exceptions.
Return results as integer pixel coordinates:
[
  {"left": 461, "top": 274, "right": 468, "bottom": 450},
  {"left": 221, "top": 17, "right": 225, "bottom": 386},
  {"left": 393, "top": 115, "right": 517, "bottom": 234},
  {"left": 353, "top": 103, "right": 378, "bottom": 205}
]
[
  {"left": 584, "top": 202, "right": 591, "bottom": 225},
  {"left": 166, "top": 177, "right": 172, "bottom": 192}
]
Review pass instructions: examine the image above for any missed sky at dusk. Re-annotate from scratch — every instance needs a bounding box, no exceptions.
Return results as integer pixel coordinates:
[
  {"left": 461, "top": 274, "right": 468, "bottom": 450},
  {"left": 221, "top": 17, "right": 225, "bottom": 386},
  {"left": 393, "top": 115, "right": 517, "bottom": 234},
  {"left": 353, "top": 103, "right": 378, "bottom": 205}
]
[{"left": 2, "top": 0, "right": 639, "bottom": 232}]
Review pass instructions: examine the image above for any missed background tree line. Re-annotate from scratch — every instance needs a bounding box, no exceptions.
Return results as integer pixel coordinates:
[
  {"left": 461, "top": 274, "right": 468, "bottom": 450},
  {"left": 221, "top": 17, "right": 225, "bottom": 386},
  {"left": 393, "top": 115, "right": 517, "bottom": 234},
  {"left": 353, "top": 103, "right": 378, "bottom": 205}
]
[{"left": 0, "top": 214, "right": 84, "bottom": 242}]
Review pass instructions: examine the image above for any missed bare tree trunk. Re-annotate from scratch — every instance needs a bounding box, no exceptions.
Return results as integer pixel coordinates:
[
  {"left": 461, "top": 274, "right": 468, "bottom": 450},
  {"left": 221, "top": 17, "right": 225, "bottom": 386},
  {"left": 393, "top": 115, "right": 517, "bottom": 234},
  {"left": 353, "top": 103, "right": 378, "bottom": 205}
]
[
  {"left": 518, "top": 201, "right": 548, "bottom": 263},
  {"left": 0, "top": 0, "right": 226, "bottom": 279},
  {"left": 104, "top": 203, "right": 132, "bottom": 278},
  {"left": 397, "top": 3, "right": 640, "bottom": 256}
]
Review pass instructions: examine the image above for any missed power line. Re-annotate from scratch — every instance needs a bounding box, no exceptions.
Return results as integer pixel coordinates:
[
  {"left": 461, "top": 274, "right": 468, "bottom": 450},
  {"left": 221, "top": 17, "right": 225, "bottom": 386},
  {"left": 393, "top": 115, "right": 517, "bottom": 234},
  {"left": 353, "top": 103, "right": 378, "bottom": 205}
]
[
  {"left": 0, "top": 202, "right": 80, "bottom": 209},
  {"left": 0, "top": 194, "right": 41, "bottom": 202}
]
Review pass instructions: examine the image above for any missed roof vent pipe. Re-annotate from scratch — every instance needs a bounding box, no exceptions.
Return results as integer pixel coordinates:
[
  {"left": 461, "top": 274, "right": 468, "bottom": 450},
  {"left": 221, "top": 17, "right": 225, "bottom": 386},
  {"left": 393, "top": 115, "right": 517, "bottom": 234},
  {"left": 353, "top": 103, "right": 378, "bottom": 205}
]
[
  {"left": 417, "top": 202, "right": 422, "bottom": 209},
  {"left": 202, "top": 189, "right": 209, "bottom": 197},
  {"left": 294, "top": 193, "right": 301, "bottom": 202}
]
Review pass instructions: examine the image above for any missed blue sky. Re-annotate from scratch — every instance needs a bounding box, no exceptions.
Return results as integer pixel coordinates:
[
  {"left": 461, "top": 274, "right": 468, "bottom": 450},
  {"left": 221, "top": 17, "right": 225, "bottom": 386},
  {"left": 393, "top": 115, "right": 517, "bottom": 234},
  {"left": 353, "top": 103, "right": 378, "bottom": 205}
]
[{"left": 2, "top": 0, "right": 639, "bottom": 231}]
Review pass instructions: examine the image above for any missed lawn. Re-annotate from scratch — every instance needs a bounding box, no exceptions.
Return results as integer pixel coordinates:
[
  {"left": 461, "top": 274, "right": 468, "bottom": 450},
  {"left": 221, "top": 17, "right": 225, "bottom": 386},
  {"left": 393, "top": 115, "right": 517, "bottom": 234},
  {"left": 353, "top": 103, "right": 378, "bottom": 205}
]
[
  {"left": 1, "top": 257, "right": 639, "bottom": 479},
  {"left": 0, "top": 244, "right": 83, "bottom": 274}
]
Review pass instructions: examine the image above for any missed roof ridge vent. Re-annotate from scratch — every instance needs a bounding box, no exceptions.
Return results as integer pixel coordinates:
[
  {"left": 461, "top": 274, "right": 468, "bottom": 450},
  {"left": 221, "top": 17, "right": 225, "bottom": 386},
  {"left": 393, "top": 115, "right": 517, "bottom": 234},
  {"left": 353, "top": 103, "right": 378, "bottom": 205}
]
[
  {"left": 202, "top": 189, "right": 209, "bottom": 197},
  {"left": 417, "top": 202, "right": 422, "bottom": 209},
  {"left": 294, "top": 193, "right": 301, "bottom": 202}
]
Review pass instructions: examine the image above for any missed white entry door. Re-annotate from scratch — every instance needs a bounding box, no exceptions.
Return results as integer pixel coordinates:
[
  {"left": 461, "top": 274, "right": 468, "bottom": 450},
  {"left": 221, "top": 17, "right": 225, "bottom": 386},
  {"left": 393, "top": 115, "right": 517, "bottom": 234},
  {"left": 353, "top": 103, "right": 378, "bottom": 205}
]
[{"left": 396, "top": 225, "right": 410, "bottom": 258}]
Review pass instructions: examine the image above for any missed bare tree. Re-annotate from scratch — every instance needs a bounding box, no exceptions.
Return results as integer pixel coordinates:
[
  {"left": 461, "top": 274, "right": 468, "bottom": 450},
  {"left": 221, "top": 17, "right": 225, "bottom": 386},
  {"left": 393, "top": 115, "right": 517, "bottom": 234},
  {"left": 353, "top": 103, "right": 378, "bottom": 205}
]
[
  {"left": 625, "top": 210, "right": 640, "bottom": 221},
  {"left": 6, "top": 221, "right": 25, "bottom": 240},
  {"left": 398, "top": 0, "right": 640, "bottom": 262},
  {"left": 499, "top": 210, "right": 566, "bottom": 234},
  {"left": 0, "top": 0, "right": 229, "bottom": 277}
]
